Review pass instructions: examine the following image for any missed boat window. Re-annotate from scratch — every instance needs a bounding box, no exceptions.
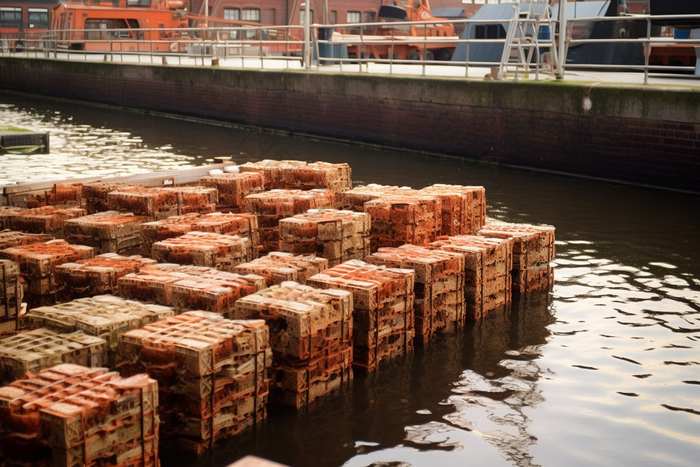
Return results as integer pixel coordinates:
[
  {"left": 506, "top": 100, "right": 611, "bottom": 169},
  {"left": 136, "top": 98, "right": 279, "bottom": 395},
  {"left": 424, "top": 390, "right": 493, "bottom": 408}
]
[
  {"left": 475, "top": 24, "right": 506, "bottom": 39},
  {"left": 126, "top": 0, "right": 152, "bottom": 8},
  {"left": 0, "top": 7, "right": 22, "bottom": 29},
  {"left": 27, "top": 8, "right": 49, "bottom": 29},
  {"left": 127, "top": 19, "right": 139, "bottom": 29}
]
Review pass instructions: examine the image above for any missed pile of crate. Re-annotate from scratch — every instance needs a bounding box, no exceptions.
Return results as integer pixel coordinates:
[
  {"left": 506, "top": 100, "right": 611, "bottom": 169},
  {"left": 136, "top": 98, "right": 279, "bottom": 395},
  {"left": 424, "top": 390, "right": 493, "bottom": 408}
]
[
  {"left": 419, "top": 184, "right": 486, "bottom": 235},
  {"left": 55, "top": 253, "right": 156, "bottom": 299},
  {"left": 339, "top": 184, "right": 404, "bottom": 212},
  {"left": 107, "top": 186, "right": 217, "bottom": 219},
  {"left": 81, "top": 181, "right": 134, "bottom": 213},
  {"left": 118, "top": 264, "right": 265, "bottom": 316},
  {"left": 479, "top": 222, "right": 555, "bottom": 294},
  {"left": 119, "top": 312, "right": 270, "bottom": 454},
  {"left": 245, "top": 189, "right": 336, "bottom": 254},
  {"left": 0, "top": 260, "right": 23, "bottom": 322},
  {"left": 280, "top": 161, "right": 353, "bottom": 193},
  {"left": 429, "top": 235, "right": 513, "bottom": 320},
  {"left": 0, "top": 328, "right": 106, "bottom": 385},
  {"left": 151, "top": 231, "right": 252, "bottom": 269},
  {"left": 279, "top": 209, "right": 370, "bottom": 266},
  {"left": 9, "top": 206, "right": 86, "bottom": 237},
  {"left": 64, "top": 210, "right": 150, "bottom": 255},
  {"left": 308, "top": 260, "right": 415, "bottom": 371},
  {"left": 199, "top": 171, "right": 264, "bottom": 211},
  {"left": 235, "top": 282, "right": 353, "bottom": 407},
  {"left": 26, "top": 183, "right": 83, "bottom": 208},
  {"left": 0, "top": 206, "right": 25, "bottom": 229},
  {"left": 232, "top": 252, "right": 328, "bottom": 286},
  {"left": 239, "top": 159, "right": 307, "bottom": 189},
  {"left": 0, "top": 239, "right": 94, "bottom": 307},
  {"left": 368, "top": 245, "right": 466, "bottom": 343},
  {"left": 140, "top": 212, "right": 260, "bottom": 258},
  {"left": 0, "top": 230, "right": 53, "bottom": 249},
  {"left": 23, "top": 294, "right": 174, "bottom": 366},
  {"left": 364, "top": 193, "right": 441, "bottom": 250},
  {"left": 0, "top": 364, "right": 159, "bottom": 467}
]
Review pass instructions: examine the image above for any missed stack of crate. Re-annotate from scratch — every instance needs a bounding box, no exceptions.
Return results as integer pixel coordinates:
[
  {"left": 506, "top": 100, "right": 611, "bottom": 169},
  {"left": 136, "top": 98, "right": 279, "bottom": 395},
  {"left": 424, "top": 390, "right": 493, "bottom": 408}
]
[
  {"left": 9, "top": 206, "right": 86, "bottom": 237},
  {"left": 279, "top": 209, "right": 370, "bottom": 266},
  {"left": 232, "top": 252, "right": 328, "bottom": 286},
  {"left": 234, "top": 282, "right": 353, "bottom": 407},
  {"left": 64, "top": 210, "right": 150, "bottom": 255},
  {"left": 478, "top": 222, "right": 556, "bottom": 294},
  {"left": 339, "top": 184, "right": 403, "bottom": 211},
  {"left": 429, "top": 235, "right": 513, "bottom": 320},
  {"left": 55, "top": 253, "right": 156, "bottom": 299},
  {"left": 364, "top": 193, "right": 441, "bottom": 250},
  {"left": 239, "top": 159, "right": 308, "bottom": 189},
  {"left": 245, "top": 189, "right": 336, "bottom": 254},
  {"left": 26, "top": 183, "right": 83, "bottom": 208},
  {"left": 0, "top": 239, "right": 94, "bottom": 307},
  {"left": 107, "top": 186, "right": 217, "bottom": 219},
  {"left": 308, "top": 260, "right": 415, "bottom": 371},
  {"left": 0, "top": 328, "right": 107, "bottom": 384},
  {"left": 140, "top": 212, "right": 260, "bottom": 258},
  {"left": 0, "top": 206, "right": 25, "bottom": 229},
  {"left": 0, "top": 230, "right": 53, "bottom": 249},
  {"left": 119, "top": 312, "right": 270, "bottom": 454},
  {"left": 368, "top": 245, "right": 466, "bottom": 343},
  {"left": 280, "top": 161, "right": 353, "bottom": 193},
  {"left": 23, "top": 294, "right": 174, "bottom": 366},
  {"left": 199, "top": 171, "right": 265, "bottom": 211},
  {"left": 151, "top": 231, "right": 252, "bottom": 269},
  {"left": 419, "top": 184, "right": 487, "bottom": 235},
  {"left": 0, "top": 364, "right": 159, "bottom": 467},
  {"left": 81, "top": 181, "right": 134, "bottom": 213},
  {"left": 118, "top": 264, "right": 266, "bottom": 316},
  {"left": 0, "top": 260, "right": 23, "bottom": 322}
]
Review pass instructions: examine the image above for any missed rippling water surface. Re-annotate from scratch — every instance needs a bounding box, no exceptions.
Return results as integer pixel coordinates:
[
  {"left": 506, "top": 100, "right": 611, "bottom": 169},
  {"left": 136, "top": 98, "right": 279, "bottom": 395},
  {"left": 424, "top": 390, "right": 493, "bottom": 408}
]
[{"left": 1, "top": 93, "right": 698, "bottom": 467}]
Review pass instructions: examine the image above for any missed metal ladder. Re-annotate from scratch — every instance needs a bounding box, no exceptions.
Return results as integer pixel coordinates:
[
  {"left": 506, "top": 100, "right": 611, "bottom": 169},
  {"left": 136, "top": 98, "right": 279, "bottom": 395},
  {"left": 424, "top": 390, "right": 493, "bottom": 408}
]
[{"left": 496, "top": 0, "right": 559, "bottom": 80}]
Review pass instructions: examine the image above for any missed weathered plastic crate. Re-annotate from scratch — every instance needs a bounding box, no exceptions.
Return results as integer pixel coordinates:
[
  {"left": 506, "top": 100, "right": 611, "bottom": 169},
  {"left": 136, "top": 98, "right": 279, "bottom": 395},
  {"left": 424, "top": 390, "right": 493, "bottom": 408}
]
[
  {"left": 368, "top": 244, "right": 466, "bottom": 343},
  {"left": 279, "top": 209, "right": 370, "bottom": 266},
  {"left": 64, "top": 210, "right": 150, "bottom": 255},
  {"left": 0, "top": 259, "right": 23, "bottom": 322},
  {"left": 307, "top": 260, "right": 415, "bottom": 371},
  {"left": 280, "top": 161, "right": 353, "bottom": 193},
  {"left": 339, "top": 184, "right": 407, "bottom": 212},
  {"left": 420, "top": 184, "right": 486, "bottom": 235},
  {"left": 55, "top": 253, "right": 156, "bottom": 299},
  {"left": 26, "top": 183, "right": 83, "bottom": 209},
  {"left": 107, "top": 186, "right": 217, "bottom": 218},
  {"left": 232, "top": 251, "right": 328, "bottom": 286},
  {"left": 238, "top": 159, "right": 308, "bottom": 190},
  {"left": 0, "top": 230, "right": 54, "bottom": 250},
  {"left": 0, "top": 364, "right": 159, "bottom": 467},
  {"left": 0, "top": 328, "right": 107, "bottom": 384},
  {"left": 151, "top": 231, "right": 252, "bottom": 268},
  {"left": 81, "top": 181, "right": 135, "bottom": 214},
  {"left": 9, "top": 206, "right": 86, "bottom": 237},
  {"left": 364, "top": 194, "right": 441, "bottom": 250},
  {"left": 199, "top": 171, "right": 265, "bottom": 211},
  {"left": 0, "top": 207, "right": 25, "bottom": 230}
]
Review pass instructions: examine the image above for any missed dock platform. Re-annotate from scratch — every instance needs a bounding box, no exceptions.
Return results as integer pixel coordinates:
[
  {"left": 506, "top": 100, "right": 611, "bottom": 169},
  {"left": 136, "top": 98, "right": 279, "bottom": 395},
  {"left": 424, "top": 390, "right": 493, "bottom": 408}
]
[{"left": 0, "top": 130, "right": 49, "bottom": 154}]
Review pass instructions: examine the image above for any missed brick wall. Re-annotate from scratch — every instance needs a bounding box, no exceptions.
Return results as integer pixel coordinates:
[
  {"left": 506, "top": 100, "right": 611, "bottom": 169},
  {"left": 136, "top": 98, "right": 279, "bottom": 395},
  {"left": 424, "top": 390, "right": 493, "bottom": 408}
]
[{"left": 1, "top": 57, "right": 699, "bottom": 192}]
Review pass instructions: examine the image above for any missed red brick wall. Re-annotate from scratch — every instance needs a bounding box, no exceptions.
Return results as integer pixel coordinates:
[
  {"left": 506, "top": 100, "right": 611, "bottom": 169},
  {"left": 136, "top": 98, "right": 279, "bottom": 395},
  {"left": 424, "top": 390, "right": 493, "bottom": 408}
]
[{"left": 1, "top": 58, "right": 698, "bottom": 192}]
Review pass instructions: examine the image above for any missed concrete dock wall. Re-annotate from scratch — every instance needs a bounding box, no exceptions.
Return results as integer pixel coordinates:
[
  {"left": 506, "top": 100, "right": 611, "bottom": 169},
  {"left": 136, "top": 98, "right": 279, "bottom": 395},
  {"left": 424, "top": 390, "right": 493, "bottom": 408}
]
[{"left": 2, "top": 57, "right": 699, "bottom": 192}]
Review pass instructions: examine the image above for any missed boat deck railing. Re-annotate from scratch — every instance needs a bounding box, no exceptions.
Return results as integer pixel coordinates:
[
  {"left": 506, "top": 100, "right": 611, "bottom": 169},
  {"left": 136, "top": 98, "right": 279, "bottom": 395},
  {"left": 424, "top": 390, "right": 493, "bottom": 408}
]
[{"left": 2, "top": 14, "right": 700, "bottom": 82}]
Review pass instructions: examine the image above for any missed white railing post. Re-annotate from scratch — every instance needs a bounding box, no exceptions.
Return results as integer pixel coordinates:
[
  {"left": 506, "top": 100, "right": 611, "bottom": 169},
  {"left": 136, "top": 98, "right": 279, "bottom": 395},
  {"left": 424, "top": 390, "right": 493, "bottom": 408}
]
[{"left": 557, "top": 0, "right": 567, "bottom": 79}]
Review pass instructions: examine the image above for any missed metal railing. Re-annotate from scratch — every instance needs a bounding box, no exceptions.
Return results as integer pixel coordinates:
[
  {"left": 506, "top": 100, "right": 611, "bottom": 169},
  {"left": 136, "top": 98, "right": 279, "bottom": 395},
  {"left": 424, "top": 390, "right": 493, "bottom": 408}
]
[{"left": 2, "top": 13, "right": 700, "bottom": 82}]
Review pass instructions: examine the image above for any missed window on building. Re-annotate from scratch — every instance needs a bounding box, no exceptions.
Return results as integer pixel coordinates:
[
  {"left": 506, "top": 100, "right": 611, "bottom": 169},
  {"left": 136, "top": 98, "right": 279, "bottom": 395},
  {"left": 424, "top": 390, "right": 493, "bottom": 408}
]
[
  {"left": 27, "top": 8, "right": 49, "bottom": 29},
  {"left": 330, "top": 10, "right": 337, "bottom": 24},
  {"left": 362, "top": 11, "right": 375, "bottom": 33},
  {"left": 347, "top": 11, "right": 360, "bottom": 23},
  {"left": 300, "top": 10, "right": 313, "bottom": 26},
  {"left": 223, "top": 8, "right": 239, "bottom": 21},
  {"left": 242, "top": 8, "right": 260, "bottom": 22},
  {"left": 0, "top": 7, "right": 22, "bottom": 29}
]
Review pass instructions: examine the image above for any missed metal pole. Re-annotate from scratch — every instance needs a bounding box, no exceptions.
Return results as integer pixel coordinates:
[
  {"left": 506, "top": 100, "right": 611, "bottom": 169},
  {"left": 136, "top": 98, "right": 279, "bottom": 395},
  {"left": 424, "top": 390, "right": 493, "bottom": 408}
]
[
  {"left": 644, "top": 17, "right": 651, "bottom": 85},
  {"left": 557, "top": 0, "right": 566, "bottom": 79},
  {"left": 303, "top": 1, "right": 310, "bottom": 68}
]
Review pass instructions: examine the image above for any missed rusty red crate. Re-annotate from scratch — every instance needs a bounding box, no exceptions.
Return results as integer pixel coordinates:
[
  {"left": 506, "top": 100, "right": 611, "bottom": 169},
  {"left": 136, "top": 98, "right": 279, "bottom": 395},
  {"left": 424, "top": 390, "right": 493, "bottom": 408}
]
[
  {"left": 26, "top": 183, "right": 83, "bottom": 209},
  {"left": 429, "top": 235, "right": 513, "bottom": 320},
  {"left": 0, "top": 328, "right": 107, "bottom": 385},
  {"left": 0, "top": 260, "right": 23, "bottom": 322},
  {"left": 107, "top": 186, "right": 217, "bottom": 218},
  {"left": 238, "top": 160, "right": 308, "bottom": 189},
  {"left": 81, "top": 181, "right": 135, "bottom": 214},
  {"left": 245, "top": 189, "right": 336, "bottom": 254},
  {"left": 368, "top": 244, "right": 466, "bottom": 343},
  {"left": 151, "top": 231, "right": 252, "bottom": 268},
  {"left": 63, "top": 210, "right": 151, "bottom": 255},
  {"left": 279, "top": 209, "right": 370, "bottom": 266},
  {"left": 419, "top": 184, "right": 486, "bottom": 235},
  {"left": 199, "top": 171, "right": 265, "bottom": 211},
  {"left": 339, "top": 184, "right": 405, "bottom": 212},
  {"left": 280, "top": 161, "right": 353, "bottom": 193},
  {"left": 0, "top": 230, "right": 54, "bottom": 250},
  {"left": 364, "top": 194, "right": 441, "bottom": 250},
  {"left": 308, "top": 260, "right": 415, "bottom": 372},
  {"left": 0, "top": 363, "right": 159, "bottom": 467},
  {"left": 0, "top": 207, "right": 25, "bottom": 230},
  {"left": 54, "top": 253, "right": 156, "bottom": 299},
  {"left": 118, "top": 312, "right": 269, "bottom": 452},
  {"left": 232, "top": 252, "right": 328, "bottom": 286},
  {"left": 9, "top": 206, "right": 87, "bottom": 237}
]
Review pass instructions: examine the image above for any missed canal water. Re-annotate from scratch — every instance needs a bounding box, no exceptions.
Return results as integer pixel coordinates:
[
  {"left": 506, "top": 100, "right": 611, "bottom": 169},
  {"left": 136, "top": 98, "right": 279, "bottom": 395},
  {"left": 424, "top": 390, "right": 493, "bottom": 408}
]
[{"left": 1, "top": 93, "right": 699, "bottom": 467}]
